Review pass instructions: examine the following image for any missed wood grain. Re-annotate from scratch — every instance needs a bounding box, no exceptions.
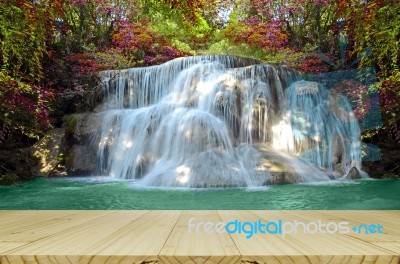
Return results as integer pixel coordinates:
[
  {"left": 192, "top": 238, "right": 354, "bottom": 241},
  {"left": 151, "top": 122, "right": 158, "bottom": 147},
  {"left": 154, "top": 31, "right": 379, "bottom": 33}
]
[
  {"left": 0, "top": 210, "right": 398, "bottom": 263},
  {"left": 159, "top": 210, "right": 240, "bottom": 264}
]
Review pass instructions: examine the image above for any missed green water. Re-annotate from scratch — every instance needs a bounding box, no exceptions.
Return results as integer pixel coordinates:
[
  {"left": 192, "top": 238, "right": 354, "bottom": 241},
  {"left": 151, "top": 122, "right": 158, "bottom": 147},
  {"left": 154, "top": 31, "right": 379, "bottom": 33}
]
[{"left": 0, "top": 177, "right": 399, "bottom": 209}]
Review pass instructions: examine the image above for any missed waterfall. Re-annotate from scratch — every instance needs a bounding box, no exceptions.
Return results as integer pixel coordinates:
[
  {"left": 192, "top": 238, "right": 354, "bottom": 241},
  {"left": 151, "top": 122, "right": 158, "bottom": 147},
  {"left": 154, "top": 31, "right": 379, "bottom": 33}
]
[{"left": 95, "top": 55, "right": 364, "bottom": 187}]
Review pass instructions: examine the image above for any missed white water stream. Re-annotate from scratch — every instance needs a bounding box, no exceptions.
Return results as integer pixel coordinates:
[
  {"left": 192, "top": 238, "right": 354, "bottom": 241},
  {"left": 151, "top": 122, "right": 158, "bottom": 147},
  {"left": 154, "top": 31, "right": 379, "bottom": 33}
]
[{"left": 96, "top": 55, "right": 364, "bottom": 187}]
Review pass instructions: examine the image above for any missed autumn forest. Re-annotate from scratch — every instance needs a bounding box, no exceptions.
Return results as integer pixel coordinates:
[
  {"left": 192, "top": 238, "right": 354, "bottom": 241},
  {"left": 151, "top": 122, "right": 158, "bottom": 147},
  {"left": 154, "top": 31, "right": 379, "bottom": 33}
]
[{"left": 0, "top": 0, "right": 399, "bottom": 183}]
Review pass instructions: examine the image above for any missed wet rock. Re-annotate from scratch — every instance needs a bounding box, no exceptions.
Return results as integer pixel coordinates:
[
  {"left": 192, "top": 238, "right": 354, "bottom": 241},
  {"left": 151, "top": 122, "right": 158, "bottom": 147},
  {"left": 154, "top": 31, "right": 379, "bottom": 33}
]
[
  {"left": 362, "top": 142, "right": 400, "bottom": 179},
  {"left": 30, "top": 113, "right": 103, "bottom": 176},
  {"left": 0, "top": 148, "right": 38, "bottom": 185},
  {"left": 333, "top": 163, "right": 345, "bottom": 177},
  {"left": 31, "top": 128, "right": 65, "bottom": 176},
  {"left": 346, "top": 167, "right": 361, "bottom": 180},
  {"left": 265, "top": 173, "right": 296, "bottom": 185},
  {"left": 64, "top": 113, "right": 102, "bottom": 175},
  {"left": 66, "top": 144, "right": 97, "bottom": 175},
  {"left": 0, "top": 172, "right": 20, "bottom": 185}
]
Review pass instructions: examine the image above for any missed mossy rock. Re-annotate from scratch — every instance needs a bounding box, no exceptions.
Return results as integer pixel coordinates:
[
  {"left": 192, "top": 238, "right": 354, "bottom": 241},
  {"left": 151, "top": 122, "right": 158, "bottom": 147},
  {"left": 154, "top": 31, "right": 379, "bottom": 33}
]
[
  {"left": 65, "top": 115, "right": 77, "bottom": 137},
  {"left": 65, "top": 148, "right": 75, "bottom": 173},
  {"left": 0, "top": 169, "right": 34, "bottom": 186},
  {"left": 0, "top": 173, "right": 20, "bottom": 185}
]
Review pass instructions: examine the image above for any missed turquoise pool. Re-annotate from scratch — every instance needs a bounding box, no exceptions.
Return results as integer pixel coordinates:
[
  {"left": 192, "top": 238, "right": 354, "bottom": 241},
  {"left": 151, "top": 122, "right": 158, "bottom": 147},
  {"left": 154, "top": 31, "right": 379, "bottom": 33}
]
[{"left": 0, "top": 177, "right": 399, "bottom": 210}]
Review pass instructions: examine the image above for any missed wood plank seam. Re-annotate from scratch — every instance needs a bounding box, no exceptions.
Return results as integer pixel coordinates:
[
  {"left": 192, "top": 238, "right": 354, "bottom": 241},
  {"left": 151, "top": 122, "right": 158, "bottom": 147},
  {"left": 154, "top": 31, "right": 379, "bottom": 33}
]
[
  {"left": 2, "top": 211, "right": 117, "bottom": 254},
  {"left": 158, "top": 210, "right": 183, "bottom": 257},
  {"left": 217, "top": 209, "right": 243, "bottom": 262},
  {"left": 280, "top": 210, "right": 400, "bottom": 255},
  {"left": 0, "top": 211, "right": 399, "bottom": 263}
]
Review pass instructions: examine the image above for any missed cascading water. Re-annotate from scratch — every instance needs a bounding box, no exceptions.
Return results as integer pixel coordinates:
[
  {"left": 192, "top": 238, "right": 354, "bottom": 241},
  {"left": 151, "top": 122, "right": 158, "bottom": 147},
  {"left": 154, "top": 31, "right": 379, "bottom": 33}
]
[{"left": 95, "top": 55, "right": 365, "bottom": 187}]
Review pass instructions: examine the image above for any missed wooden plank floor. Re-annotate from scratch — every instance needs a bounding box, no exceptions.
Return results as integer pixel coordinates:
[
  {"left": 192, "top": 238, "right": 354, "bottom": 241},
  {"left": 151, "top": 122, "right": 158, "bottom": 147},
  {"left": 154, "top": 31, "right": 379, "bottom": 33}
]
[{"left": 0, "top": 211, "right": 399, "bottom": 263}]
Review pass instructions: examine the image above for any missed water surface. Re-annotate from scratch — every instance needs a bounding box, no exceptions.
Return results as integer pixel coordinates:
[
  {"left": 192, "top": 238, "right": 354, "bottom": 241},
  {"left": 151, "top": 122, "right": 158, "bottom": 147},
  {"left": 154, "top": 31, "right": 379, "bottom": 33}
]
[{"left": 0, "top": 177, "right": 399, "bottom": 209}]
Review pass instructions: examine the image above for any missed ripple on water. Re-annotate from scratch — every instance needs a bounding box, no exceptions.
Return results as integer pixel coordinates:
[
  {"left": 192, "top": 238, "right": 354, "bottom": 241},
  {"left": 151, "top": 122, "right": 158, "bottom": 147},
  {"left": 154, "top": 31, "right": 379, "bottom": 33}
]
[{"left": 0, "top": 177, "right": 399, "bottom": 210}]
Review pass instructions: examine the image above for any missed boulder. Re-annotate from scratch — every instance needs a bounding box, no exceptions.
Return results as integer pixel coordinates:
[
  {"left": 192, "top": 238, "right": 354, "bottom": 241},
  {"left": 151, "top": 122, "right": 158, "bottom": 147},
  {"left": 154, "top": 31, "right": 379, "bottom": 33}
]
[
  {"left": 64, "top": 113, "right": 102, "bottom": 175},
  {"left": 345, "top": 167, "right": 361, "bottom": 180},
  {"left": 31, "top": 128, "right": 65, "bottom": 176},
  {"left": 0, "top": 148, "right": 38, "bottom": 185}
]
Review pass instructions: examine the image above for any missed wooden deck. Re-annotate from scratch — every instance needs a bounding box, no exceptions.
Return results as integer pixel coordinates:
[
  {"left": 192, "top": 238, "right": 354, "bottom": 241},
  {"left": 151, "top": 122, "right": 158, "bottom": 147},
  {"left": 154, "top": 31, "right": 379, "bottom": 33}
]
[{"left": 0, "top": 210, "right": 399, "bottom": 263}]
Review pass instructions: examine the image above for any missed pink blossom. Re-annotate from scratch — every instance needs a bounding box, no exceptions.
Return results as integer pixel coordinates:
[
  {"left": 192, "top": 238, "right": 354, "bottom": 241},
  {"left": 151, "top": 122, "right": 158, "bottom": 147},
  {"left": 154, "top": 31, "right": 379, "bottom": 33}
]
[{"left": 72, "top": 0, "right": 87, "bottom": 6}]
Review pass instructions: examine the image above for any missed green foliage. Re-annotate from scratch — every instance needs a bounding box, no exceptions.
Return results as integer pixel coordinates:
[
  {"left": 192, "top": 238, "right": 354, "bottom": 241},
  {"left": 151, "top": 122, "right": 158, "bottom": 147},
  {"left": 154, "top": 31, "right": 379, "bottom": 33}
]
[
  {"left": 44, "top": 49, "right": 132, "bottom": 93},
  {"left": 375, "top": 71, "right": 400, "bottom": 142},
  {"left": 0, "top": 0, "right": 54, "bottom": 81},
  {"left": 112, "top": 21, "right": 188, "bottom": 66},
  {"left": 1, "top": 0, "right": 399, "bottom": 149},
  {"left": 0, "top": 72, "right": 53, "bottom": 145},
  {"left": 221, "top": 12, "right": 248, "bottom": 44},
  {"left": 93, "top": 50, "right": 133, "bottom": 70},
  {"left": 171, "top": 40, "right": 194, "bottom": 55},
  {"left": 338, "top": 0, "right": 399, "bottom": 142},
  {"left": 58, "top": 0, "right": 132, "bottom": 52},
  {"left": 345, "top": 1, "right": 399, "bottom": 79},
  {"left": 263, "top": 50, "right": 305, "bottom": 66},
  {"left": 207, "top": 40, "right": 266, "bottom": 60},
  {"left": 0, "top": 0, "right": 55, "bottom": 147},
  {"left": 148, "top": 4, "right": 213, "bottom": 51},
  {"left": 230, "top": 0, "right": 339, "bottom": 53}
]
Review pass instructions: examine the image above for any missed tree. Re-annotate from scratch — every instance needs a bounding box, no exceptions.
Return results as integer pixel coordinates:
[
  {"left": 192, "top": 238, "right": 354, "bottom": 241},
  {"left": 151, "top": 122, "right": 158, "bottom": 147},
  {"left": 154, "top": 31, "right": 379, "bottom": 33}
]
[
  {"left": 0, "top": 0, "right": 55, "bottom": 144},
  {"left": 0, "top": 0, "right": 58, "bottom": 81}
]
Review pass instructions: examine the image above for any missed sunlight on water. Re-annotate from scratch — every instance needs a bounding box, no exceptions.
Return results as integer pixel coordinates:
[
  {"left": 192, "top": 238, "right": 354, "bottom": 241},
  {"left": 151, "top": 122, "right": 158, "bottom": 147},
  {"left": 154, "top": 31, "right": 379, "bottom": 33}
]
[{"left": 94, "top": 56, "right": 365, "bottom": 187}]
